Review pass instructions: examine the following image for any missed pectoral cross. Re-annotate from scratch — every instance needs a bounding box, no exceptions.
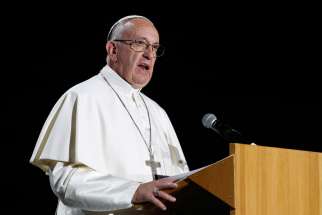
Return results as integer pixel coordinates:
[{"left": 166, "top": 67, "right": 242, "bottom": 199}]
[{"left": 145, "top": 154, "right": 161, "bottom": 180}]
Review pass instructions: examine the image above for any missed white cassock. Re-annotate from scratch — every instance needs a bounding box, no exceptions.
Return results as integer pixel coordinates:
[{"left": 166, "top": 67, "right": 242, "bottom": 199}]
[{"left": 30, "top": 65, "right": 189, "bottom": 215}]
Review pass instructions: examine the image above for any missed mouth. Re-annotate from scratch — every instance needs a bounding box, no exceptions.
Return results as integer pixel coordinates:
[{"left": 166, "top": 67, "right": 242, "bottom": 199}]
[{"left": 137, "top": 62, "right": 150, "bottom": 71}]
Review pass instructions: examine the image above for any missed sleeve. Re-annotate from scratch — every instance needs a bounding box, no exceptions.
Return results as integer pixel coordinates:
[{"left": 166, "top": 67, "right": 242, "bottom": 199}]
[{"left": 48, "top": 162, "right": 141, "bottom": 212}]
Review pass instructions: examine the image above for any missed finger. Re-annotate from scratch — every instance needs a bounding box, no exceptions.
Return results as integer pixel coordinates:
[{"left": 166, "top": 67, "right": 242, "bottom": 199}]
[
  {"left": 157, "top": 190, "right": 176, "bottom": 202},
  {"left": 158, "top": 177, "right": 177, "bottom": 183},
  {"left": 150, "top": 195, "right": 167, "bottom": 211},
  {"left": 156, "top": 182, "right": 177, "bottom": 190}
]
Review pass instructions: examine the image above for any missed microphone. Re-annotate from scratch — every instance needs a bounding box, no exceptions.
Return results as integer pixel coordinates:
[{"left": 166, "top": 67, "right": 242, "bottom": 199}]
[{"left": 202, "top": 113, "right": 247, "bottom": 143}]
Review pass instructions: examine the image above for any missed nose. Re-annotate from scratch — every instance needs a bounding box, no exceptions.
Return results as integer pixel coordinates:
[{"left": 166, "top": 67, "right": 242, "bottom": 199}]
[{"left": 143, "top": 45, "right": 154, "bottom": 59}]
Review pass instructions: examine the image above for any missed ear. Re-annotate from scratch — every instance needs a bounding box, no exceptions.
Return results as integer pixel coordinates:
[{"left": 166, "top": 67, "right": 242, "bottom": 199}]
[{"left": 106, "top": 41, "right": 118, "bottom": 62}]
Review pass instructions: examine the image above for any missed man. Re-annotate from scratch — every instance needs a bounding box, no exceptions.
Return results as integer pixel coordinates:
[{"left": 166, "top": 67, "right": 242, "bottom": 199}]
[{"left": 30, "top": 15, "right": 189, "bottom": 214}]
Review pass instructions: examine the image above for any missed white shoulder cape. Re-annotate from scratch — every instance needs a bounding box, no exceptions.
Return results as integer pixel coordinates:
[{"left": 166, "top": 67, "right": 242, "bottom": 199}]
[{"left": 30, "top": 66, "right": 188, "bottom": 182}]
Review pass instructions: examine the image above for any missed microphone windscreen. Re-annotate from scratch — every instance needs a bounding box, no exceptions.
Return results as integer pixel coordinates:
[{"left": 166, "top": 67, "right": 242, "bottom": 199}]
[{"left": 202, "top": 113, "right": 217, "bottom": 128}]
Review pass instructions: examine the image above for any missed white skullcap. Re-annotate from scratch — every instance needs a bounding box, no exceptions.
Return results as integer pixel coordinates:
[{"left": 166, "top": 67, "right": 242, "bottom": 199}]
[{"left": 107, "top": 15, "right": 153, "bottom": 41}]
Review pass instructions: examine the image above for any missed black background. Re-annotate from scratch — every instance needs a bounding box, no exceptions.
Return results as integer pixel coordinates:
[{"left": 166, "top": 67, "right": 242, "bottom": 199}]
[{"left": 2, "top": 2, "right": 320, "bottom": 213}]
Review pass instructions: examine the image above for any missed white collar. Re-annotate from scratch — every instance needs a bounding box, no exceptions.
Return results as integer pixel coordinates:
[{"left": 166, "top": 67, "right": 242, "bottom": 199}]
[{"left": 100, "top": 65, "right": 141, "bottom": 97}]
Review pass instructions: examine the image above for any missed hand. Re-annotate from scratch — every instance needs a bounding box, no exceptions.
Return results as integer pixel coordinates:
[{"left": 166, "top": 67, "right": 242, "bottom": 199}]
[{"left": 132, "top": 177, "right": 178, "bottom": 211}]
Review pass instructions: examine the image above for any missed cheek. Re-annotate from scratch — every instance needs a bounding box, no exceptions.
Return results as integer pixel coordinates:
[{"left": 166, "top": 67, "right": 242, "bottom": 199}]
[
  {"left": 150, "top": 61, "right": 156, "bottom": 71},
  {"left": 119, "top": 51, "right": 137, "bottom": 65},
  {"left": 128, "top": 54, "right": 140, "bottom": 67}
]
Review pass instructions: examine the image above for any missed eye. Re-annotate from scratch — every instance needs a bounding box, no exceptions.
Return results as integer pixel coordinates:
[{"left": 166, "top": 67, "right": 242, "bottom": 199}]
[
  {"left": 152, "top": 44, "right": 160, "bottom": 50},
  {"left": 135, "top": 40, "right": 146, "bottom": 46}
]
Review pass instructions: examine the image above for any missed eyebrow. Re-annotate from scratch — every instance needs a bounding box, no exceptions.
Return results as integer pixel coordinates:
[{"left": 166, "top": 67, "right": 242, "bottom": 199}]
[{"left": 135, "top": 37, "right": 160, "bottom": 44}]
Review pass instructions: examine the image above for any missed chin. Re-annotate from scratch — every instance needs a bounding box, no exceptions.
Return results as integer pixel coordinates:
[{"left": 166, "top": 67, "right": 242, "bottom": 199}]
[
  {"left": 133, "top": 78, "right": 150, "bottom": 89},
  {"left": 133, "top": 73, "right": 151, "bottom": 88}
]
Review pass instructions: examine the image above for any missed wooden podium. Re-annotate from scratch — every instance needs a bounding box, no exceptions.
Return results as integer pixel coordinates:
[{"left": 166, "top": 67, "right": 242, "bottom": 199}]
[
  {"left": 228, "top": 143, "right": 322, "bottom": 215},
  {"left": 87, "top": 143, "right": 322, "bottom": 215}
]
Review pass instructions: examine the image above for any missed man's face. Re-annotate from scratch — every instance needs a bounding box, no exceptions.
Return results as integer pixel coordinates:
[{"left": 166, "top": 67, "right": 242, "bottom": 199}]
[{"left": 109, "top": 19, "right": 159, "bottom": 89}]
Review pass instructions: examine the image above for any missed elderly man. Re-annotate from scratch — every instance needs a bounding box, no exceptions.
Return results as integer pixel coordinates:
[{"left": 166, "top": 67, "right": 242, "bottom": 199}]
[{"left": 30, "top": 15, "right": 189, "bottom": 214}]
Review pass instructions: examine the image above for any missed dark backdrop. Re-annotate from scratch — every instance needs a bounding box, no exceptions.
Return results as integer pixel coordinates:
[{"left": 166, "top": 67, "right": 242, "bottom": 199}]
[{"left": 2, "top": 2, "right": 320, "bottom": 214}]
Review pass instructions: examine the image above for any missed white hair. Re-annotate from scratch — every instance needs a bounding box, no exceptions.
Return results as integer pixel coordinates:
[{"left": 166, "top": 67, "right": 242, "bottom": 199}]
[{"left": 107, "top": 15, "right": 153, "bottom": 41}]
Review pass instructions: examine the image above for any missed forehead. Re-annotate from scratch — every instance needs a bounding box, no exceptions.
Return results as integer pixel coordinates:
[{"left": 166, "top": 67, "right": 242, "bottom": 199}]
[{"left": 122, "top": 19, "right": 159, "bottom": 42}]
